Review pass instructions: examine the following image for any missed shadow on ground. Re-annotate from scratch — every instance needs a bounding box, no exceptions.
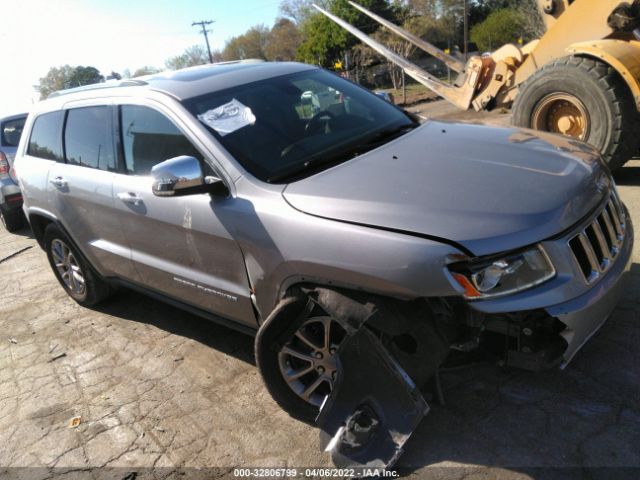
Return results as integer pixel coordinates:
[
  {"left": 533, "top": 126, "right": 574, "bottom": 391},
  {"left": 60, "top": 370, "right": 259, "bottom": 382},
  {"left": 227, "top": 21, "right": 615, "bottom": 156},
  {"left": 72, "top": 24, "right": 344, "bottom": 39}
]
[
  {"left": 94, "top": 289, "right": 256, "bottom": 367},
  {"left": 614, "top": 160, "right": 640, "bottom": 186}
]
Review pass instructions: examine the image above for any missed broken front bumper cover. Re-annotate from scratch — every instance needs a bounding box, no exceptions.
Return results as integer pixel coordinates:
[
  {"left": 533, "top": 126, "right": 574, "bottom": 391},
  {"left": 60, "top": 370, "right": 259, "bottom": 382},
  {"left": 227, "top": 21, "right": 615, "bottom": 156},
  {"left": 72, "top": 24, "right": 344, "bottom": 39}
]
[
  {"left": 547, "top": 218, "right": 633, "bottom": 367},
  {"left": 317, "top": 327, "right": 429, "bottom": 469}
]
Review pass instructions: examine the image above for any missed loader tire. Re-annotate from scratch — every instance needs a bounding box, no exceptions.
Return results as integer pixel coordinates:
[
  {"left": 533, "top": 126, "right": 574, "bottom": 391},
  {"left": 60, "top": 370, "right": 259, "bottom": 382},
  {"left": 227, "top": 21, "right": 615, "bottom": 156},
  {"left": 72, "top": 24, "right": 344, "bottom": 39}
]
[{"left": 512, "top": 56, "right": 640, "bottom": 171}]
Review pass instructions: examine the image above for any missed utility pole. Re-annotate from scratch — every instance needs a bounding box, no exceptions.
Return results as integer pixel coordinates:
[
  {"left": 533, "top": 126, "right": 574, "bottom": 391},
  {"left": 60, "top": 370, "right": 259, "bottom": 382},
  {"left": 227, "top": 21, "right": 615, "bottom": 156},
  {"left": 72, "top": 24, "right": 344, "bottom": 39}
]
[
  {"left": 192, "top": 20, "right": 215, "bottom": 63},
  {"left": 463, "top": 0, "right": 469, "bottom": 60}
]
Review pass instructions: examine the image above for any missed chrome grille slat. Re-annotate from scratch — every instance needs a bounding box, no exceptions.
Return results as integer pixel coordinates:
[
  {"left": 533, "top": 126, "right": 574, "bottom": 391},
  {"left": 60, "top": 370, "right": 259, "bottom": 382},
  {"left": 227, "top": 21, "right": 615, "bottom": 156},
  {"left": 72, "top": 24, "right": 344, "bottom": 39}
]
[
  {"left": 568, "top": 193, "right": 626, "bottom": 284},
  {"left": 606, "top": 200, "right": 623, "bottom": 239},
  {"left": 601, "top": 209, "right": 619, "bottom": 252},
  {"left": 591, "top": 221, "right": 612, "bottom": 267},
  {"left": 577, "top": 234, "right": 600, "bottom": 282}
]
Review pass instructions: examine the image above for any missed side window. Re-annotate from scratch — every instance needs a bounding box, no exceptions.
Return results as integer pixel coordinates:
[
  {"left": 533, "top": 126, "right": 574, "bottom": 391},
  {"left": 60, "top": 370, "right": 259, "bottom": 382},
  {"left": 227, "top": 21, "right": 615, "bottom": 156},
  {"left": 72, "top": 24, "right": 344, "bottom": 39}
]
[
  {"left": 120, "top": 105, "right": 203, "bottom": 175},
  {"left": 27, "top": 111, "right": 64, "bottom": 161},
  {"left": 65, "top": 107, "right": 117, "bottom": 171},
  {"left": 1, "top": 116, "right": 26, "bottom": 147}
]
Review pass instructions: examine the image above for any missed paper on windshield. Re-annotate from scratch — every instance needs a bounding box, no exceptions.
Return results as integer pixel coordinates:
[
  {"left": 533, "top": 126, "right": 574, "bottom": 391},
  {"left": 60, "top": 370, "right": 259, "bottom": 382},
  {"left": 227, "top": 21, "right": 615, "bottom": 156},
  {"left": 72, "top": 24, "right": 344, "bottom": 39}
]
[{"left": 197, "top": 99, "right": 256, "bottom": 136}]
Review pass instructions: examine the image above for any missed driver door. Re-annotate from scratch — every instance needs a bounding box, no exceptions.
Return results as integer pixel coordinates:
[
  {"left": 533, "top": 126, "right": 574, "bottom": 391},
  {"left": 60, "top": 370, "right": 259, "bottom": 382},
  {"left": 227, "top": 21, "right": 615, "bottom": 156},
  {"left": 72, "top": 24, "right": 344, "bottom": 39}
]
[{"left": 112, "top": 103, "right": 256, "bottom": 328}]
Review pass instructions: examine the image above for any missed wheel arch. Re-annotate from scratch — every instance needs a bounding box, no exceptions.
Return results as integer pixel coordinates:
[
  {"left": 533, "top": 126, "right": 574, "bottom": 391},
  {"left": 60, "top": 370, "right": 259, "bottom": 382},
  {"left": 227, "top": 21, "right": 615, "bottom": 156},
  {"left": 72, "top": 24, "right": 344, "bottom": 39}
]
[
  {"left": 27, "top": 209, "right": 100, "bottom": 277},
  {"left": 267, "top": 274, "right": 425, "bottom": 326},
  {"left": 27, "top": 209, "right": 58, "bottom": 249},
  {"left": 567, "top": 40, "right": 640, "bottom": 112}
]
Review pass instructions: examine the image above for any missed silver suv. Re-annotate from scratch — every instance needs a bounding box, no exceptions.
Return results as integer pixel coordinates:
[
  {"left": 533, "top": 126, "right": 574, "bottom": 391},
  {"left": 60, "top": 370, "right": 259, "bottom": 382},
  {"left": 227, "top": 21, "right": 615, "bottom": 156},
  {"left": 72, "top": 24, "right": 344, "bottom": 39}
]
[
  {"left": 1, "top": 112, "right": 27, "bottom": 231},
  {"left": 14, "top": 62, "right": 633, "bottom": 465}
]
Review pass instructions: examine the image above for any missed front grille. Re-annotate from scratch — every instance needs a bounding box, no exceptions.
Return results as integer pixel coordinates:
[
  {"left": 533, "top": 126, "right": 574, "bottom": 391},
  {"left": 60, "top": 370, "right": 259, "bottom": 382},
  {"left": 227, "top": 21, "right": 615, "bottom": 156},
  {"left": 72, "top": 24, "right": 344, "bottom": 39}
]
[{"left": 568, "top": 193, "right": 626, "bottom": 284}]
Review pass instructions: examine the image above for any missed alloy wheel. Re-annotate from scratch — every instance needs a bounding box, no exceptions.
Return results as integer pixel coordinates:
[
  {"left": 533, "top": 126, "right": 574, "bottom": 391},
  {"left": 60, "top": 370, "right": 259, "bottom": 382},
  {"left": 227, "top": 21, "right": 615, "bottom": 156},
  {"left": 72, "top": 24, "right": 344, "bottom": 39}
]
[
  {"left": 278, "top": 316, "right": 346, "bottom": 407},
  {"left": 51, "top": 239, "right": 86, "bottom": 297}
]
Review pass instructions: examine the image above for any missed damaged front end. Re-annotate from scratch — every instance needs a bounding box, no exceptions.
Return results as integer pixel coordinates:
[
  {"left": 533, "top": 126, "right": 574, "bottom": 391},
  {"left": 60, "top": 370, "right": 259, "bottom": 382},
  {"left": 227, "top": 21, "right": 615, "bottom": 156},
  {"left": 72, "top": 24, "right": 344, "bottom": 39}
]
[
  {"left": 255, "top": 288, "right": 454, "bottom": 469},
  {"left": 254, "top": 191, "right": 632, "bottom": 469}
]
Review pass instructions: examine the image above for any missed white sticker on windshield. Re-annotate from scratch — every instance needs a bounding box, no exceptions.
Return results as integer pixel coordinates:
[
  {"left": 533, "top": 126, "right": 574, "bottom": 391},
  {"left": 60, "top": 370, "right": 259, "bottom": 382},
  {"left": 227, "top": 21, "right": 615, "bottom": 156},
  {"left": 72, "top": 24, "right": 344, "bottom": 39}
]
[{"left": 197, "top": 99, "right": 256, "bottom": 136}]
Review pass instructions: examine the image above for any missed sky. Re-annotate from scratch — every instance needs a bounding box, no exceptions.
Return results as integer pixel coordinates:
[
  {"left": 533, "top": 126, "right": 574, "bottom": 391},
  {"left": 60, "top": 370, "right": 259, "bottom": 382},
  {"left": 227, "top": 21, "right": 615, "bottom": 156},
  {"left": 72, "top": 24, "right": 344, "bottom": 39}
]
[{"left": 1, "top": 0, "right": 282, "bottom": 115}]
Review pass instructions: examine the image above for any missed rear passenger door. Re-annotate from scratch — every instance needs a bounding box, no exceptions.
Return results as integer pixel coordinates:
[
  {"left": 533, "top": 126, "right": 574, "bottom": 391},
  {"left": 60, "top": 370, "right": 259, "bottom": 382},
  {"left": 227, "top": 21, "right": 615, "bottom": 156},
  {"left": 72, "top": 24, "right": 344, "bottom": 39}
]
[
  {"left": 47, "top": 104, "right": 137, "bottom": 280},
  {"left": 112, "top": 103, "right": 256, "bottom": 328}
]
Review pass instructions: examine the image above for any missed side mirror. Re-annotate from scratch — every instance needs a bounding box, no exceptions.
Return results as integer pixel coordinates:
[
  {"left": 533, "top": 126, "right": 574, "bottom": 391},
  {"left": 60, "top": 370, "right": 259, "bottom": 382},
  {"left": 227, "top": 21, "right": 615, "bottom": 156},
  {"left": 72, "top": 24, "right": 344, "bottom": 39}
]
[{"left": 151, "top": 156, "right": 228, "bottom": 198}]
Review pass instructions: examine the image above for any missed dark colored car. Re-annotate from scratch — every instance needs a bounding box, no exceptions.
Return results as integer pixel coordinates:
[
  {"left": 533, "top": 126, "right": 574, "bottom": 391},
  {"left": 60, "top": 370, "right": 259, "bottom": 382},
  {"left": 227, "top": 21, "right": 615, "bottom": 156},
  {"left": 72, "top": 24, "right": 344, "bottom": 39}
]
[{"left": 0, "top": 112, "right": 28, "bottom": 231}]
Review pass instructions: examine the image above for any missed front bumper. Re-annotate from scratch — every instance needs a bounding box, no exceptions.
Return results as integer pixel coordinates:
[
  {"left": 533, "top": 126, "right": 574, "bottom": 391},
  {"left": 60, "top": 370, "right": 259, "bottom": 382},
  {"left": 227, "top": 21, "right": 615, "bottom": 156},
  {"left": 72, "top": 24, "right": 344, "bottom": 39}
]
[
  {"left": 467, "top": 195, "right": 633, "bottom": 368},
  {"left": 547, "top": 212, "right": 633, "bottom": 367}
]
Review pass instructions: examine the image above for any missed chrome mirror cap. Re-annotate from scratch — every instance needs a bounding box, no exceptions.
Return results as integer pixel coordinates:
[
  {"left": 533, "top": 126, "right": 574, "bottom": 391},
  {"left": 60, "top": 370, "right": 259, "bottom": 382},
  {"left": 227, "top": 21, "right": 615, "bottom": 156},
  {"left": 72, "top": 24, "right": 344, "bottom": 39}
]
[{"left": 151, "top": 155, "right": 206, "bottom": 197}]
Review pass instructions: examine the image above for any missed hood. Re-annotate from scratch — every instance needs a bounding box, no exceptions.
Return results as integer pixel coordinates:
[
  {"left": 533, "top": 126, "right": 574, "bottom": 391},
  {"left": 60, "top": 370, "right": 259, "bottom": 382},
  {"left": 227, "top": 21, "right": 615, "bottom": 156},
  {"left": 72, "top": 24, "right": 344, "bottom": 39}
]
[{"left": 283, "top": 121, "right": 609, "bottom": 257}]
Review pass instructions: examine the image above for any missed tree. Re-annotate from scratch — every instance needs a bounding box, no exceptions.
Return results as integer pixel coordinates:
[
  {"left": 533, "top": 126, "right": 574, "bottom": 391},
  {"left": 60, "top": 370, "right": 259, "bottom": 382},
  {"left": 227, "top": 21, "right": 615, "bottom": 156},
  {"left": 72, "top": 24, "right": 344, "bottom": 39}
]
[
  {"left": 265, "top": 18, "right": 302, "bottom": 61},
  {"left": 296, "top": 0, "right": 397, "bottom": 67},
  {"left": 165, "top": 44, "right": 210, "bottom": 70},
  {"left": 279, "top": 0, "right": 324, "bottom": 24},
  {"left": 132, "top": 66, "right": 161, "bottom": 77},
  {"left": 222, "top": 25, "right": 270, "bottom": 61},
  {"left": 38, "top": 65, "right": 104, "bottom": 99},
  {"left": 470, "top": 8, "right": 526, "bottom": 51}
]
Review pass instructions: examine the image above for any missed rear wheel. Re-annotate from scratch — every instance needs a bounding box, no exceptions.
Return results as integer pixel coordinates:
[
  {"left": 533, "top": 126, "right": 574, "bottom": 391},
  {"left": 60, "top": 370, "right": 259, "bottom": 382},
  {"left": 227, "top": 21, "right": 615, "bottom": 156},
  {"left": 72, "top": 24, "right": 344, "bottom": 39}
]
[
  {"left": 512, "top": 56, "right": 640, "bottom": 171},
  {"left": 43, "top": 224, "right": 112, "bottom": 306},
  {"left": 0, "top": 205, "right": 24, "bottom": 233}
]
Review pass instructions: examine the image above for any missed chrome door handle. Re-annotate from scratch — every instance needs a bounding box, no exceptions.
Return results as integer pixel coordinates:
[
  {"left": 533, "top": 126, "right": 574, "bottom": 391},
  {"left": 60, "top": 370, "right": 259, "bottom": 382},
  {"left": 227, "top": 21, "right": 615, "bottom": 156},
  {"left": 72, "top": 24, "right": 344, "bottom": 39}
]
[
  {"left": 49, "top": 176, "right": 67, "bottom": 188},
  {"left": 117, "top": 192, "right": 143, "bottom": 206}
]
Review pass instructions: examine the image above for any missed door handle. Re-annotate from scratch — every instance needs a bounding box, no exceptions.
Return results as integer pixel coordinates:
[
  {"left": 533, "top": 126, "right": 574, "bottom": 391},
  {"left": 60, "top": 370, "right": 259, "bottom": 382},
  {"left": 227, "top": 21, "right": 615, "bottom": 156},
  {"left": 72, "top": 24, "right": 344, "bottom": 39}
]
[
  {"left": 117, "top": 192, "right": 143, "bottom": 206},
  {"left": 49, "top": 176, "right": 67, "bottom": 188}
]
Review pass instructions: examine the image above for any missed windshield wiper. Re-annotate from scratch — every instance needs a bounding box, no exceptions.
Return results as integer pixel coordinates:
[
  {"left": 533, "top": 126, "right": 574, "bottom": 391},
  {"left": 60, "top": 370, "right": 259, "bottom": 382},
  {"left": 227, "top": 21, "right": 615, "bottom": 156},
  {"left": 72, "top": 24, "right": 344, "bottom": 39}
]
[{"left": 267, "top": 122, "right": 419, "bottom": 183}]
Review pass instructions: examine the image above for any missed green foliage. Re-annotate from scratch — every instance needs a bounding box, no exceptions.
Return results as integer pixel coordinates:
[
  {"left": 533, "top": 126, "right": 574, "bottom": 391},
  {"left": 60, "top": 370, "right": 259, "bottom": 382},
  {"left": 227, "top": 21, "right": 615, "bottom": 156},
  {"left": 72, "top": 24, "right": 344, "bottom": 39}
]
[
  {"left": 296, "top": 0, "right": 397, "bottom": 67},
  {"left": 222, "top": 25, "right": 270, "bottom": 61},
  {"left": 165, "top": 45, "right": 210, "bottom": 70},
  {"left": 38, "top": 65, "right": 104, "bottom": 99},
  {"left": 470, "top": 8, "right": 526, "bottom": 51},
  {"left": 265, "top": 18, "right": 302, "bottom": 61}
]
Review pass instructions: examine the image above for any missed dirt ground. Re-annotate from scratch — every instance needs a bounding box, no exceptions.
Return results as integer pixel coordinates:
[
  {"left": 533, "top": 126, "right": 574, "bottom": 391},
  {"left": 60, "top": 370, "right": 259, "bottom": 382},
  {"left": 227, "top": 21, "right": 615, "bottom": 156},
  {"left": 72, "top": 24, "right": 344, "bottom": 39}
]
[{"left": 1, "top": 102, "right": 639, "bottom": 479}]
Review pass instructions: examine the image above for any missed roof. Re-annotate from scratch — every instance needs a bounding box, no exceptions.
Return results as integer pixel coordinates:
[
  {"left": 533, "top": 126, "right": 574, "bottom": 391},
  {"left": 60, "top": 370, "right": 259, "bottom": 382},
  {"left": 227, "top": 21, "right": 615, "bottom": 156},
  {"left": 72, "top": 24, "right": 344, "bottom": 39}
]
[
  {"left": 47, "top": 60, "right": 317, "bottom": 104},
  {"left": 0, "top": 112, "right": 28, "bottom": 122}
]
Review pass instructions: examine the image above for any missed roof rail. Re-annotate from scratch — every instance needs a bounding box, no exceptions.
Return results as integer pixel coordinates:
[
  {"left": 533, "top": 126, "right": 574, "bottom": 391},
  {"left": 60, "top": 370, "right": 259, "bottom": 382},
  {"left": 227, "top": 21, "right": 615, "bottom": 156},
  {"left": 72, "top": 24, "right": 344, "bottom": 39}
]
[{"left": 47, "top": 79, "right": 148, "bottom": 99}]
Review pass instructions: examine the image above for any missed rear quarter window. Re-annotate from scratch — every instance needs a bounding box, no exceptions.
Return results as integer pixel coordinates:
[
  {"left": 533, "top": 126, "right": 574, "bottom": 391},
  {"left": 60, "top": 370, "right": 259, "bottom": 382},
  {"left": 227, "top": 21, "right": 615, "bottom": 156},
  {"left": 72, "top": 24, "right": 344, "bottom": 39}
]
[{"left": 27, "top": 111, "right": 64, "bottom": 161}]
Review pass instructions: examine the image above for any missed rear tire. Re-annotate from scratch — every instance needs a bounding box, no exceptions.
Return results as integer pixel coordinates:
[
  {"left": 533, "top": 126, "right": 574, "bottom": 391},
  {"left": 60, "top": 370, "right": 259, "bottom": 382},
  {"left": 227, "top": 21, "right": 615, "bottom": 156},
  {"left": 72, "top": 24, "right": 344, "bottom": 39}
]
[
  {"left": 512, "top": 56, "right": 640, "bottom": 171},
  {"left": 43, "top": 224, "right": 112, "bottom": 306},
  {"left": 0, "top": 205, "right": 24, "bottom": 233}
]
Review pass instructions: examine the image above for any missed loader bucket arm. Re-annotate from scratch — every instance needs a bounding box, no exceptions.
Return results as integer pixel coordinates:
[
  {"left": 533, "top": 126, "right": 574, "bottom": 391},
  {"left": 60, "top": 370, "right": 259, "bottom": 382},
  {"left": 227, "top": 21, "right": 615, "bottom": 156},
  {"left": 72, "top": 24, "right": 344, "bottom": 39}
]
[
  {"left": 347, "top": 1, "right": 466, "bottom": 74},
  {"left": 312, "top": 3, "right": 480, "bottom": 110}
]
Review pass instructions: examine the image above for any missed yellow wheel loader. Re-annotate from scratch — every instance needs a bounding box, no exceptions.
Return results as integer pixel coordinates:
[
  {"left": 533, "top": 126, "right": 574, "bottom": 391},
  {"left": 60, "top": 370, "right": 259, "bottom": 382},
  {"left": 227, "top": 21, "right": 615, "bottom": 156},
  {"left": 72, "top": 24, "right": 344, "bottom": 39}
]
[{"left": 315, "top": 0, "right": 640, "bottom": 170}]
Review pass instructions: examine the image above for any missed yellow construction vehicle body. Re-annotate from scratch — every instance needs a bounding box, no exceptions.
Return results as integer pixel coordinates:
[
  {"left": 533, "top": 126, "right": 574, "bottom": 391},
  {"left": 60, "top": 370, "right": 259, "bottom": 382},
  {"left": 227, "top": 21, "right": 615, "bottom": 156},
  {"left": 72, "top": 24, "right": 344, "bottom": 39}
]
[
  {"left": 566, "top": 39, "right": 640, "bottom": 111},
  {"left": 318, "top": 0, "right": 640, "bottom": 112}
]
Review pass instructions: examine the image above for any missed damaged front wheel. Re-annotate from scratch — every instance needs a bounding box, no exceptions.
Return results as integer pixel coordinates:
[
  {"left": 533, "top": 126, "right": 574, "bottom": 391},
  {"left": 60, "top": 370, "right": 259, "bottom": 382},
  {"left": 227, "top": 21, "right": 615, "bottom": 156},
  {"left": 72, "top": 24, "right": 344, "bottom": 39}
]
[
  {"left": 255, "top": 294, "right": 346, "bottom": 422},
  {"left": 278, "top": 315, "right": 346, "bottom": 408}
]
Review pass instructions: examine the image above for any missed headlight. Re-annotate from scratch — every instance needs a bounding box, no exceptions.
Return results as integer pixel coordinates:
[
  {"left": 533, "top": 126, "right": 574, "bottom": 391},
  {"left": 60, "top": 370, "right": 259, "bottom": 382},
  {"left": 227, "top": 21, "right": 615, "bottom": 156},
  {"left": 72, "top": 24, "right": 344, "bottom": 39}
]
[{"left": 448, "top": 245, "right": 555, "bottom": 299}]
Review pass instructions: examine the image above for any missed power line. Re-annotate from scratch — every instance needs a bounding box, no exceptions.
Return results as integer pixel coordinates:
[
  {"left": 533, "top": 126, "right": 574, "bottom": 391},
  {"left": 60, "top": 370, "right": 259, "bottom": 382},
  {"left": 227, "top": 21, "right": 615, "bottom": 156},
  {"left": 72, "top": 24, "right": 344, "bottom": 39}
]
[{"left": 192, "top": 20, "right": 215, "bottom": 63}]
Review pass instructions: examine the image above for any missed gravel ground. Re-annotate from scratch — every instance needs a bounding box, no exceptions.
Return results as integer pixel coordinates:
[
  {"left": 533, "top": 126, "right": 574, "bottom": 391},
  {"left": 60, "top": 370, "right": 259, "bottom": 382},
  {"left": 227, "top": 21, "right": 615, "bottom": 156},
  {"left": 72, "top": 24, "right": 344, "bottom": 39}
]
[{"left": 0, "top": 103, "right": 638, "bottom": 479}]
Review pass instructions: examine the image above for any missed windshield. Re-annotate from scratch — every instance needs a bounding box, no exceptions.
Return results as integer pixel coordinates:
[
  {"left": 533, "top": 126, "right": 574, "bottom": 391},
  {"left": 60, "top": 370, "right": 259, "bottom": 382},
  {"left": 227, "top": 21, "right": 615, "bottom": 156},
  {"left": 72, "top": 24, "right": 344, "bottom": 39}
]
[{"left": 182, "top": 69, "right": 417, "bottom": 183}]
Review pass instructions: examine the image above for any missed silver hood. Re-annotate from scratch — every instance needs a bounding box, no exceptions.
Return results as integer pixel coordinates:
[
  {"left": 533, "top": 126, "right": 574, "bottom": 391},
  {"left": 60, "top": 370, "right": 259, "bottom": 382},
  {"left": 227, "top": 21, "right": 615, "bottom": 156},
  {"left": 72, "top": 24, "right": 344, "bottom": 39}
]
[{"left": 283, "top": 121, "right": 609, "bottom": 257}]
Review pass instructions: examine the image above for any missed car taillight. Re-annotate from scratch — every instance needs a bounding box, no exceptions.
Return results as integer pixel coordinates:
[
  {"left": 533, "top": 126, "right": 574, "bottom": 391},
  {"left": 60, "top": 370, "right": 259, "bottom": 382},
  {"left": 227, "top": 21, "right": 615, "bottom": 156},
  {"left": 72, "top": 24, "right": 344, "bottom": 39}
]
[{"left": 0, "top": 152, "right": 9, "bottom": 178}]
